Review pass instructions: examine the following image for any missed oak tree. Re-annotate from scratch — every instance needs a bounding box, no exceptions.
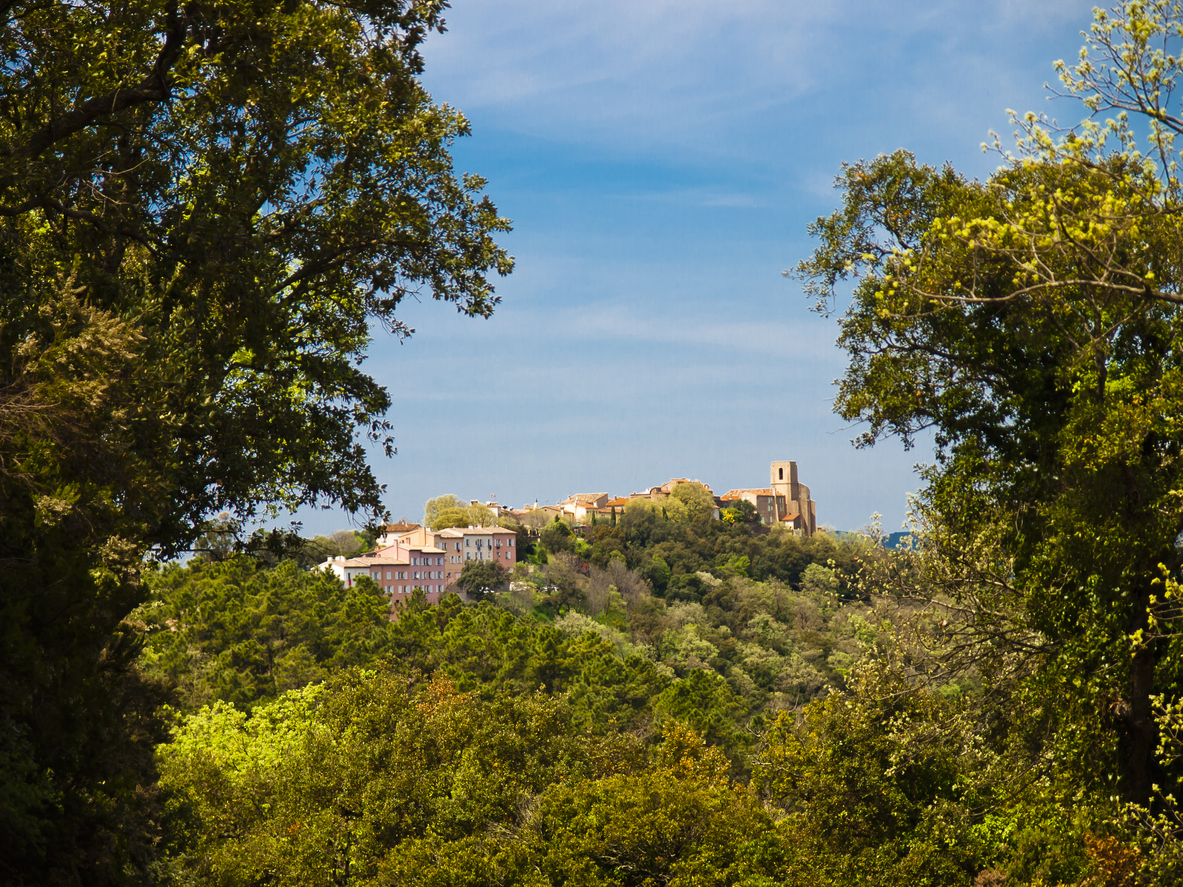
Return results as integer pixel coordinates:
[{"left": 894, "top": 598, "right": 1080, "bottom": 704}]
[
  {"left": 0, "top": 1, "right": 510, "bottom": 880},
  {"left": 795, "top": 2, "right": 1183, "bottom": 803}
]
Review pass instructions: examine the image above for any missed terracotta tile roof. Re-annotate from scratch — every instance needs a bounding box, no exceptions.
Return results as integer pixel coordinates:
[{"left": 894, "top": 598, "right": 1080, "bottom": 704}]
[
  {"left": 373, "top": 543, "right": 445, "bottom": 556},
  {"left": 382, "top": 521, "right": 420, "bottom": 533},
  {"left": 721, "top": 488, "right": 772, "bottom": 499},
  {"left": 435, "top": 527, "right": 513, "bottom": 537},
  {"left": 559, "top": 492, "right": 608, "bottom": 505}
]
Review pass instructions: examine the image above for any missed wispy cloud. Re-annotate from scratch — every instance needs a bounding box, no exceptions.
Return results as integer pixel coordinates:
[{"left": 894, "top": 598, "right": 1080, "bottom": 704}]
[
  {"left": 429, "top": 0, "right": 1097, "bottom": 157},
  {"left": 293, "top": 0, "right": 1105, "bottom": 536}
]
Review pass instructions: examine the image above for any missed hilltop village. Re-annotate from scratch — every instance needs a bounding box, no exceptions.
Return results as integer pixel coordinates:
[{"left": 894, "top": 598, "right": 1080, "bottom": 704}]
[{"left": 321, "top": 460, "right": 817, "bottom": 602}]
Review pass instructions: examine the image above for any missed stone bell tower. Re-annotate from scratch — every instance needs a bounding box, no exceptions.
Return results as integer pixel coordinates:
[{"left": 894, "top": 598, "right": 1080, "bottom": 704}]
[{"left": 770, "top": 460, "right": 817, "bottom": 536}]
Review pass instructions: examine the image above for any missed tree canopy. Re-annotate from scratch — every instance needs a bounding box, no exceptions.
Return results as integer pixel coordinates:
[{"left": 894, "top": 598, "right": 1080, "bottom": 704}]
[
  {"left": 794, "top": 2, "right": 1183, "bottom": 805},
  {"left": 0, "top": 2, "right": 510, "bottom": 880},
  {"left": 424, "top": 494, "right": 465, "bottom": 526},
  {"left": 670, "top": 482, "right": 718, "bottom": 523},
  {"left": 2, "top": 0, "right": 511, "bottom": 549},
  {"left": 455, "top": 559, "right": 509, "bottom": 600}
]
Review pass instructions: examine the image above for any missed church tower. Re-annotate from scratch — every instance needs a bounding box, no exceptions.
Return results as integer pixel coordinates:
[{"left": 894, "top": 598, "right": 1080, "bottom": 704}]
[{"left": 770, "top": 460, "right": 817, "bottom": 536}]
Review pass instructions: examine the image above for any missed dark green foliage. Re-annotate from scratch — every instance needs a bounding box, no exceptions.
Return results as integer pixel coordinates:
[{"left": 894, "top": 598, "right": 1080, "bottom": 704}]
[
  {"left": 540, "top": 516, "right": 575, "bottom": 554},
  {"left": 376, "top": 596, "right": 673, "bottom": 732},
  {"left": 136, "top": 535, "right": 1116, "bottom": 886},
  {"left": 126, "top": 515, "right": 890, "bottom": 882},
  {"left": 455, "top": 559, "right": 508, "bottom": 600},
  {"left": 157, "top": 675, "right": 781, "bottom": 887},
  {"left": 0, "top": 0, "right": 511, "bottom": 880},
  {"left": 722, "top": 499, "right": 758, "bottom": 524},
  {"left": 519, "top": 734, "right": 771, "bottom": 887},
  {"left": 136, "top": 557, "right": 397, "bottom": 710},
  {"left": 655, "top": 668, "right": 747, "bottom": 755},
  {"left": 158, "top": 671, "right": 585, "bottom": 886}
]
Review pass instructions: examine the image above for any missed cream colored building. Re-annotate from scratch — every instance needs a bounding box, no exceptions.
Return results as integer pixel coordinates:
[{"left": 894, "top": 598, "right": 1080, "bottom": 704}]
[{"left": 557, "top": 492, "right": 609, "bottom": 522}]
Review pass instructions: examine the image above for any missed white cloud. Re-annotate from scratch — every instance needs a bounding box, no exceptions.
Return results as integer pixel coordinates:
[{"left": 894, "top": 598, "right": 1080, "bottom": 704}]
[
  {"left": 423, "top": 0, "right": 843, "bottom": 143},
  {"left": 554, "top": 301, "right": 840, "bottom": 359}
]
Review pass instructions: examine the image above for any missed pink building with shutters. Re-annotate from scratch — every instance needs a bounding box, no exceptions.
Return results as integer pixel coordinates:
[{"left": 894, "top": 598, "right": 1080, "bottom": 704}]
[
  {"left": 384, "top": 524, "right": 517, "bottom": 591},
  {"left": 320, "top": 541, "right": 448, "bottom": 607}
]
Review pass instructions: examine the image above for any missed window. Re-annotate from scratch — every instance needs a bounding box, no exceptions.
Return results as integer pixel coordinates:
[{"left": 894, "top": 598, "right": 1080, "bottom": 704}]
[
  {"left": 509, "top": 538, "right": 514, "bottom": 547},
  {"left": 779, "top": 467, "right": 784, "bottom": 480},
  {"left": 385, "top": 571, "right": 391, "bottom": 580}
]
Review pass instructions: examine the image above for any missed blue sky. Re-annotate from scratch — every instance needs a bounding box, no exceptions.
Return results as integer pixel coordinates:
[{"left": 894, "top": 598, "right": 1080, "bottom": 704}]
[{"left": 298, "top": 0, "right": 1100, "bottom": 535}]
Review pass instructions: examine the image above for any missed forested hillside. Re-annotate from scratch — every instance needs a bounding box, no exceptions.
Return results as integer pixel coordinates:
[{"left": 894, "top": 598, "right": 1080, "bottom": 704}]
[
  {"left": 125, "top": 505, "right": 1139, "bottom": 885},
  {"left": 134, "top": 526, "right": 992, "bottom": 886},
  {"left": 136, "top": 521, "right": 879, "bottom": 748}
]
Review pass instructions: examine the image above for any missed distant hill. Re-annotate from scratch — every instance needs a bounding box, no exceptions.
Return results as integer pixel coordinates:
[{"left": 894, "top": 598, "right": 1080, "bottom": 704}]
[{"left": 824, "top": 529, "right": 916, "bottom": 550}]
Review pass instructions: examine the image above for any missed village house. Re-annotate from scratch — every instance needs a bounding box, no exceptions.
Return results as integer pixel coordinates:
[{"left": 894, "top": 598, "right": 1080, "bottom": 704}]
[
  {"left": 322, "top": 460, "right": 816, "bottom": 611},
  {"left": 383, "top": 523, "right": 517, "bottom": 590},
  {"left": 373, "top": 521, "right": 420, "bottom": 548},
  {"left": 556, "top": 492, "right": 609, "bottom": 522},
  {"left": 319, "top": 541, "right": 448, "bottom": 605}
]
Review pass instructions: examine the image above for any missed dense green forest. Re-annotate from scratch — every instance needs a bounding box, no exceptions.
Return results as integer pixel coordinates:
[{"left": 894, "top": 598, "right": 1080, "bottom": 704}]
[
  {"left": 125, "top": 510, "right": 1150, "bottom": 886},
  {"left": 130, "top": 525, "right": 993, "bottom": 886},
  {"left": 9, "top": 1, "right": 1183, "bottom": 885}
]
